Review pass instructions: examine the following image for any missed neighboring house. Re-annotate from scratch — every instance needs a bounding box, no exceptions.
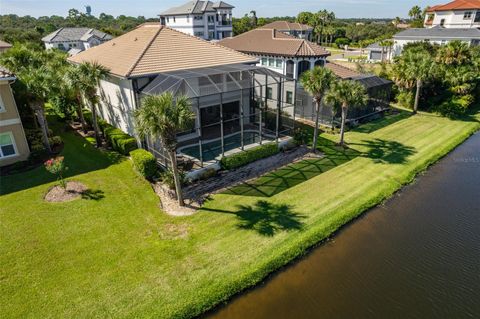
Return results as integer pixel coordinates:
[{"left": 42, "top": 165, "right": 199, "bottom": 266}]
[
  {"left": 68, "top": 23, "right": 297, "bottom": 168},
  {"left": 42, "top": 28, "right": 113, "bottom": 55},
  {"left": 0, "top": 40, "right": 12, "bottom": 53},
  {"left": 0, "top": 66, "right": 30, "bottom": 167},
  {"left": 393, "top": 26, "right": 480, "bottom": 56},
  {"left": 391, "top": 0, "right": 480, "bottom": 58},
  {"left": 159, "top": 0, "right": 234, "bottom": 40},
  {"left": 219, "top": 27, "right": 392, "bottom": 126},
  {"left": 424, "top": 0, "right": 480, "bottom": 28},
  {"left": 259, "top": 21, "right": 313, "bottom": 41},
  {"left": 366, "top": 42, "right": 394, "bottom": 62}
]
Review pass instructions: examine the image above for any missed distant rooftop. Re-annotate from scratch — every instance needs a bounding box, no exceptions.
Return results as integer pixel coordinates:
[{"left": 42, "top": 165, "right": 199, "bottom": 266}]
[
  {"left": 68, "top": 23, "right": 257, "bottom": 78},
  {"left": 426, "top": 0, "right": 480, "bottom": 12},
  {"left": 394, "top": 26, "right": 480, "bottom": 39},
  {"left": 42, "top": 28, "right": 113, "bottom": 43},
  {"left": 161, "top": 1, "right": 234, "bottom": 15},
  {"left": 219, "top": 28, "right": 329, "bottom": 58},
  {"left": 0, "top": 65, "right": 15, "bottom": 80},
  {"left": 0, "top": 40, "right": 12, "bottom": 49},
  {"left": 259, "top": 21, "right": 313, "bottom": 32}
]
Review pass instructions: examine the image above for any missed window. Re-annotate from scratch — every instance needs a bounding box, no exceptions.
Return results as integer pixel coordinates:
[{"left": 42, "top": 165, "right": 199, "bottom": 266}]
[
  {"left": 208, "top": 16, "right": 214, "bottom": 23},
  {"left": 286, "top": 91, "right": 293, "bottom": 104},
  {"left": 187, "top": 15, "right": 190, "bottom": 22},
  {"left": 0, "top": 132, "right": 17, "bottom": 158},
  {"left": 268, "top": 58, "right": 275, "bottom": 67},
  {"left": 464, "top": 11, "right": 472, "bottom": 20},
  {"left": 440, "top": 19, "right": 445, "bottom": 26},
  {"left": 173, "top": 16, "right": 176, "bottom": 23},
  {"left": 194, "top": 32, "right": 204, "bottom": 37},
  {"left": 275, "top": 59, "right": 282, "bottom": 68},
  {"left": 261, "top": 57, "right": 267, "bottom": 65},
  {"left": 194, "top": 15, "right": 203, "bottom": 20},
  {"left": 267, "top": 87, "right": 273, "bottom": 99},
  {"left": 475, "top": 11, "right": 480, "bottom": 23},
  {"left": 167, "top": 17, "right": 170, "bottom": 23},
  {"left": 0, "top": 94, "right": 4, "bottom": 112}
]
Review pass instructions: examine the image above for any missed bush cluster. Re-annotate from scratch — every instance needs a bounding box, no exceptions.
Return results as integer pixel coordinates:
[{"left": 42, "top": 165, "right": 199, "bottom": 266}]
[
  {"left": 220, "top": 143, "right": 279, "bottom": 170},
  {"left": 130, "top": 149, "right": 157, "bottom": 180},
  {"left": 103, "top": 124, "right": 138, "bottom": 155},
  {"left": 160, "top": 169, "right": 187, "bottom": 190}
]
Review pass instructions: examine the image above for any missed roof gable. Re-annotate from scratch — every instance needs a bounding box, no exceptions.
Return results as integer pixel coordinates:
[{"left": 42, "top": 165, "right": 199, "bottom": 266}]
[
  {"left": 68, "top": 23, "right": 257, "bottom": 78},
  {"left": 42, "top": 28, "right": 112, "bottom": 43},
  {"left": 161, "top": 1, "right": 216, "bottom": 15},
  {"left": 219, "top": 28, "right": 329, "bottom": 58},
  {"left": 426, "top": 0, "right": 480, "bottom": 12},
  {"left": 260, "top": 21, "right": 313, "bottom": 31}
]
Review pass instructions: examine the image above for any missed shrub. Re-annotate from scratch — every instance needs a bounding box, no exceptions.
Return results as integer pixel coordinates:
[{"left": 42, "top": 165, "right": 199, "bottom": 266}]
[
  {"left": 436, "top": 94, "right": 474, "bottom": 118},
  {"left": 396, "top": 90, "right": 414, "bottom": 109},
  {"left": 44, "top": 157, "right": 68, "bottom": 189},
  {"left": 130, "top": 149, "right": 157, "bottom": 180},
  {"left": 160, "top": 169, "right": 187, "bottom": 190},
  {"left": 103, "top": 124, "right": 138, "bottom": 155},
  {"left": 83, "top": 110, "right": 92, "bottom": 126},
  {"left": 220, "top": 143, "right": 280, "bottom": 170},
  {"left": 48, "top": 136, "right": 63, "bottom": 148},
  {"left": 293, "top": 128, "right": 309, "bottom": 146}
]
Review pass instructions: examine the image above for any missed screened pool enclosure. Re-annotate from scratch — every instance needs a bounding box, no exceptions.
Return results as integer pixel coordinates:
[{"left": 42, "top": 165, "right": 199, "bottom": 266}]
[
  {"left": 139, "top": 64, "right": 392, "bottom": 169},
  {"left": 140, "top": 64, "right": 297, "bottom": 168}
]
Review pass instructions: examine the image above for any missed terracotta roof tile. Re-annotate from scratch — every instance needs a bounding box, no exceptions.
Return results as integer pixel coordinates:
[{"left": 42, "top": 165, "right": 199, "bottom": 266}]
[
  {"left": 325, "top": 62, "right": 361, "bottom": 79},
  {"left": 0, "top": 40, "right": 12, "bottom": 49},
  {"left": 426, "top": 0, "right": 480, "bottom": 12},
  {"left": 219, "top": 28, "right": 329, "bottom": 58},
  {"left": 0, "top": 65, "right": 15, "bottom": 80},
  {"left": 68, "top": 23, "right": 257, "bottom": 78},
  {"left": 259, "top": 21, "right": 313, "bottom": 31}
]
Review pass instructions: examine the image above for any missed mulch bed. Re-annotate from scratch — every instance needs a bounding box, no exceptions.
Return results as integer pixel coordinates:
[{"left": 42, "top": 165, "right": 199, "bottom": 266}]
[{"left": 44, "top": 181, "right": 87, "bottom": 203}]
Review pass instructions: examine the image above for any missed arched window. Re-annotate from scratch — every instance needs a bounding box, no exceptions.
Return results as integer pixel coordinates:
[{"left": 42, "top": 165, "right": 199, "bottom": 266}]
[
  {"left": 286, "top": 60, "right": 295, "bottom": 79},
  {"left": 297, "top": 60, "right": 310, "bottom": 79},
  {"left": 314, "top": 59, "right": 325, "bottom": 68}
]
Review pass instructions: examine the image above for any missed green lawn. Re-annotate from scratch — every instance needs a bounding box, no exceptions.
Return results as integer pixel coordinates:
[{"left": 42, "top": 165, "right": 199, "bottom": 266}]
[{"left": 1, "top": 110, "right": 479, "bottom": 318}]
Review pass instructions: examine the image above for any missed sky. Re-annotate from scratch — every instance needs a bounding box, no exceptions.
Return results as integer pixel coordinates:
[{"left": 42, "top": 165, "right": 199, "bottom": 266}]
[{"left": 0, "top": 0, "right": 435, "bottom": 19}]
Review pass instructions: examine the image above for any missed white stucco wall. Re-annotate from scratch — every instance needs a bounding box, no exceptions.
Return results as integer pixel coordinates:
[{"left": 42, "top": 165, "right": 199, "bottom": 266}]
[{"left": 426, "top": 9, "right": 480, "bottom": 28}]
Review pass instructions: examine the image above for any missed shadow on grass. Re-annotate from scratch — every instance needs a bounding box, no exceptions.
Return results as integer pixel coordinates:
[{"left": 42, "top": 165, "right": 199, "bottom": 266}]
[
  {"left": 0, "top": 121, "right": 125, "bottom": 195},
  {"left": 351, "top": 138, "right": 417, "bottom": 164},
  {"left": 351, "top": 111, "right": 412, "bottom": 134},
  {"left": 203, "top": 200, "right": 305, "bottom": 237},
  {"left": 222, "top": 137, "right": 361, "bottom": 198},
  {"left": 81, "top": 189, "right": 105, "bottom": 201}
]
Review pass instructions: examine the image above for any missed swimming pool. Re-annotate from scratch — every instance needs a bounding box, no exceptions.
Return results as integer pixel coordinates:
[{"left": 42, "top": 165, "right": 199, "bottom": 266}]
[{"left": 179, "top": 131, "right": 269, "bottom": 162}]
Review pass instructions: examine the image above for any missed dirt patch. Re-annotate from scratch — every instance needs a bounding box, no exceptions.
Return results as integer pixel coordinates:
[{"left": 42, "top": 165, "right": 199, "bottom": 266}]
[
  {"left": 153, "top": 183, "right": 199, "bottom": 216},
  {"left": 160, "top": 223, "right": 189, "bottom": 240},
  {"left": 44, "top": 181, "right": 88, "bottom": 203}
]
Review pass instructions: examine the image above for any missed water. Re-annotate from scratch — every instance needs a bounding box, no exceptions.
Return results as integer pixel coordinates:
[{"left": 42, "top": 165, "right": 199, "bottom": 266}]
[
  {"left": 180, "top": 131, "right": 265, "bottom": 162},
  {"left": 207, "top": 133, "right": 480, "bottom": 319}
]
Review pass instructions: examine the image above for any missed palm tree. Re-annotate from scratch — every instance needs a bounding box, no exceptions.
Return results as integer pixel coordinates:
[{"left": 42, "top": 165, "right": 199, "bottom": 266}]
[
  {"left": 409, "top": 5, "right": 422, "bottom": 20},
  {"left": 436, "top": 40, "right": 471, "bottom": 66},
  {"left": 134, "top": 93, "right": 195, "bottom": 207},
  {"left": 64, "top": 66, "right": 89, "bottom": 133},
  {"left": 300, "top": 67, "right": 336, "bottom": 152},
  {"left": 78, "top": 61, "right": 110, "bottom": 147},
  {"left": 392, "top": 48, "right": 435, "bottom": 114},
  {"left": 325, "top": 80, "right": 368, "bottom": 146}
]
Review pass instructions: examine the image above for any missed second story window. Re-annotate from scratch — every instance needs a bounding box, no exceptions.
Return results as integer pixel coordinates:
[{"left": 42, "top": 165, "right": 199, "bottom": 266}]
[
  {"left": 0, "top": 94, "right": 4, "bottom": 112},
  {"left": 261, "top": 58, "right": 267, "bottom": 65},
  {"left": 464, "top": 11, "right": 472, "bottom": 20},
  {"left": 0, "top": 132, "right": 17, "bottom": 158},
  {"left": 187, "top": 15, "right": 190, "bottom": 22},
  {"left": 194, "top": 15, "right": 203, "bottom": 20},
  {"left": 475, "top": 11, "right": 480, "bottom": 23},
  {"left": 266, "top": 87, "right": 273, "bottom": 100}
]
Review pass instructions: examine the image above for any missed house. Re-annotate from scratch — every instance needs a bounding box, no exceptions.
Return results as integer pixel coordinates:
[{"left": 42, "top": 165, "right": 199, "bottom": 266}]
[
  {"left": 159, "top": 1, "right": 234, "bottom": 40},
  {"left": 424, "top": 0, "right": 480, "bottom": 28},
  {"left": 366, "top": 42, "right": 394, "bottom": 62},
  {"left": 42, "top": 28, "right": 113, "bottom": 55},
  {"left": 0, "top": 66, "right": 30, "bottom": 167},
  {"left": 0, "top": 40, "right": 12, "bottom": 53},
  {"left": 219, "top": 27, "right": 392, "bottom": 127},
  {"left": 68, "top": 23, "right": 295, "bottom": 168},
  {"left": 259, "top": 21, "right": 313, "bottom": 41},
  {"left": 391, "top": 0, "right": 480, "bottom": 57}
]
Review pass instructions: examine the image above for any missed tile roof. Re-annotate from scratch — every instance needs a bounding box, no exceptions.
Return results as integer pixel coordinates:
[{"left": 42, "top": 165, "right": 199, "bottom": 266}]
[
  {"left": 68, "top": 23, "right": 257, "bottom": 78},
  {"left": 161, "top": 1, "right": 233, "bottom": 15},
  {"left": 218, "top": 28, "right": 329, "bottom": 58},
  {"left": 42, "top": 28, "right": 112, "bottom": 43},
  {"left": 394, "top": 26, "right": 480, "bottom": 39},
  {"left": 325, "top": 62, "right": 361, "bottom": 79},
  {"left": 0, "top": 65, "right": 15, "bottom": 80},
  {"left": 426, "top": 0, "right": 480, "bottom": 11},
  {"left": 0, "top": 40, "right": 12, "bottom": 49},
  {"left": 325, "top": 63, "right": 392, "bottom": 88},
  {"left": 259, "top": 21, "right": 313, "bottom": 31}
]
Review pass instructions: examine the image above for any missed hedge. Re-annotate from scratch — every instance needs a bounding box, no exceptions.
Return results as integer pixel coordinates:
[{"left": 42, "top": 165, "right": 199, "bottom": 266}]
[
  {"left": 103, "top": 124, "right": 138, "bottom": 155},
  {"left": 220, "top": 142, "right": 280, "bottom": 170},
  {"left": 130, "top": 149, "right": 157, "bottom": 180}
]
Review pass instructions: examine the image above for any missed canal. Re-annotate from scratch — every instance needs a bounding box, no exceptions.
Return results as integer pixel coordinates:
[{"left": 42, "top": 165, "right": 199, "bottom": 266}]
[{"left": 207, "top": 133, "right": 480, "bottom": 319}]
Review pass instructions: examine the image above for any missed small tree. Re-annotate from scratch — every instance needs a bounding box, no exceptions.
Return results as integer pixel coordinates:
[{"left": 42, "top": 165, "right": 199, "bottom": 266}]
[
  {"left": 134, "top": 92, "right": 195, "bottom": 207},
  {"left": 392, "top": 48, "right": 436, "bottom": 114},
  {"left": 79, "top": 61, "right": 110, "bottom": 147},
  {"left": 45, "top": 157, "right": 68, "bottom": 189},
  {"left": 300, "top": 67, "right": 336, "bottom": 152},
  {"left": 64, "top": 66, "right": 89, "bottom": 133},
  {"left": 325, "top": 80, "right": 368, "bottom": 146}
]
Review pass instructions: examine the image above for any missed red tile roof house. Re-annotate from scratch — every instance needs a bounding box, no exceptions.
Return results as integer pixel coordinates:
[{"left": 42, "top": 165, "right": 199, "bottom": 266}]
[
  {"left": 68, "top": 23, "right": 301, "bottom": 172},
  {"left": 219, "top": 24, "right": 392, "bottom": 128}
]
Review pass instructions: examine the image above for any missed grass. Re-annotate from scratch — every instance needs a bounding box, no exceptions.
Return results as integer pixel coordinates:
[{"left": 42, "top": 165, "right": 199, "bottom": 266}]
[{"left": 1, "top": 109, "right": 479, "bottom": 318}]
